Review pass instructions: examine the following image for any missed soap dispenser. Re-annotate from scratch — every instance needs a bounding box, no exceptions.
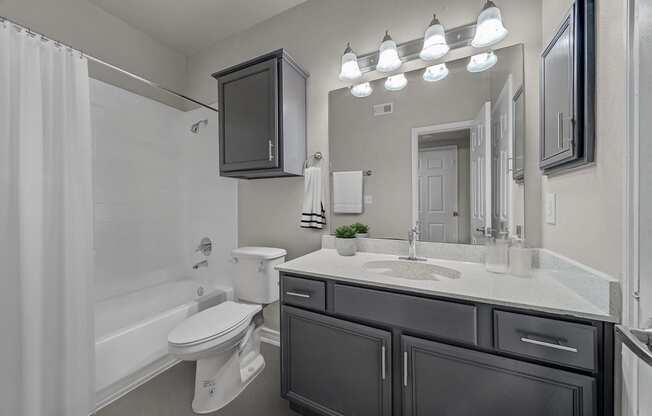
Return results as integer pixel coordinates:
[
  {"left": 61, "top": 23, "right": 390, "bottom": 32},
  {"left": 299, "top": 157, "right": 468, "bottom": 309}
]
[
  {"left": 509, "top": 226, "right": 533, "bottom": 277},
  {"left": 485, "top": 228, "right": 510, "bottom": 274}
]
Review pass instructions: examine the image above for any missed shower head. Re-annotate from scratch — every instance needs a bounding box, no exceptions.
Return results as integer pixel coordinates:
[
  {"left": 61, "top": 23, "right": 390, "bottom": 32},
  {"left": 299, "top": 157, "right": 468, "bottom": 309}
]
[{"left": 190, "top": 119, "right": 208, "bottom": 134}]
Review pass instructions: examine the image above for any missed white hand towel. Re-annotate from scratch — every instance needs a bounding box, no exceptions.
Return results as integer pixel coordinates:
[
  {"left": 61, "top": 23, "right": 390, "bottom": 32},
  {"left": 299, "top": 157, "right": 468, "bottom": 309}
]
[
  {"left": 301, "top": 166, "right": 326, "bottom": 229},
  {"left": 333, "top": 171, "right": 363, "bottom": 214}
]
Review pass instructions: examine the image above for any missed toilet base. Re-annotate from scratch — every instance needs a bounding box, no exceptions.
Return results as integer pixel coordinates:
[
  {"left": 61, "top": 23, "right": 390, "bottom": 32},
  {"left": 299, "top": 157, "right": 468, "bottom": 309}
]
[{"left": 191, "top": 330, "right": 265, "bottom": 414}]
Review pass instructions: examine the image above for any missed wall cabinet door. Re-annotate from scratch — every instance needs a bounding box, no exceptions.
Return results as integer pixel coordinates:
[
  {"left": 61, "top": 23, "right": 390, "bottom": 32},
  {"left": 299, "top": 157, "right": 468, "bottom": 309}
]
[
  {"left": 218, "top": 57, "right": 279, "bottom": 172},
  {"left": 540, "top": 6, "right": 576, "bottom": 169},
  {"left": 540, "top": 1, "right": 595, "bottom": 174},
  {"left": 402, "top": 335, "right": 595, "bottom": 416},
  {"left": 281, "top": 306, "right": 392, "bottom": 416}
]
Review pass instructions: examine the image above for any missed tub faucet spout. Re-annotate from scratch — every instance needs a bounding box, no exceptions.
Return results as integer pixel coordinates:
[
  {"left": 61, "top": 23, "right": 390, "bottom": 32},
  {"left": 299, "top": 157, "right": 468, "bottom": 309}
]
[{"left": 193, "top": 260, "right": 208, "bottom": 270}]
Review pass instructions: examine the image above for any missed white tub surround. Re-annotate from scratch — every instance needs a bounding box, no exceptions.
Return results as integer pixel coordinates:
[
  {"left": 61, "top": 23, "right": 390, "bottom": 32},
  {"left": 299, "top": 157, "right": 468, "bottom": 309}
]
[{"left": 277, "top": 248, "right": 620, "bottom": 323}]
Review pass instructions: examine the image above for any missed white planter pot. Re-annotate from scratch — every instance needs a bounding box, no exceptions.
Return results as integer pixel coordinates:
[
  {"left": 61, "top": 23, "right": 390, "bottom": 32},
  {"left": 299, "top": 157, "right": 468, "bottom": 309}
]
[
  {"left": 355, "top": 233, "right": 369, "bottom": 238},
  {"left": 335, "top": 238, "right": 357, "bottom": 256}
]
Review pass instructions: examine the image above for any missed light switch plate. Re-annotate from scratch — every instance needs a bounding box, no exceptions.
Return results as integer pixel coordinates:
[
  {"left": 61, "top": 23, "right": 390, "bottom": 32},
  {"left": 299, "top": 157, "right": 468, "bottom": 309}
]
[
  {"left": 545, "top": 193, "right": 557, "bottom": 225},
  {"left": 364, "top": 195, "right": 373, "bottom": 205}
]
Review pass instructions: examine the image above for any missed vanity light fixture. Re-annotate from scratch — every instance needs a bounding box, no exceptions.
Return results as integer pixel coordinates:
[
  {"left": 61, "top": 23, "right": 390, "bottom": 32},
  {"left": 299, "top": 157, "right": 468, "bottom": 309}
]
[
  {"left": 350, "top": 82, "right": 373, "bottom": 98},
  {"left": 338, "top": 43, "right": 362, "bottom": 82},
  {"left": 467, "top": 51, "right": 497, "bottom": 73},
  {"left": 419, "top": 14, "right": 450, "bottom": 61},
  {"left": 376, "top": 31, "right": 402, "bottom": 73},
  {"left": 423, "top": 63, "right": 449, "bottom": 82},
  {"left": 384, "top": 73, "right": 408, "bottom": 91},
  {"left": 471, "top": 1, "right": 509, "bottom": 48}
]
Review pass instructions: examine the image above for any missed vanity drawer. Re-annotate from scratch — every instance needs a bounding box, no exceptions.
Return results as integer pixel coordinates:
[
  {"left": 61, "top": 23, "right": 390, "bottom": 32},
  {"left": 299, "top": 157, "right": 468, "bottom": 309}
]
[
  {"left": 281, "top": 275, "right": 326, "bottom": 312},
  {"left": 494, "top": 310, "right": 597, "bottom": 371},
  {"left": 333, "top": 284, "right": 477, "bottom": 345}
]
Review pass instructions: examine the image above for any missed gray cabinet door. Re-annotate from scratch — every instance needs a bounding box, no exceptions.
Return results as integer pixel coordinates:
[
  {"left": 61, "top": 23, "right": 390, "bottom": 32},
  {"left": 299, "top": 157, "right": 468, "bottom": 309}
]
[
  {"left": 402, "top": 335, "right": 595, "bottom": 416},
  {"left": 281, "top": 306, "right": 392, "bottom": 416},
  {"left": 540, "top": 6, "right": 577, "bottom": 169},
  {"left": 218, "top": 58, "right": 279, "bottom": 172}
]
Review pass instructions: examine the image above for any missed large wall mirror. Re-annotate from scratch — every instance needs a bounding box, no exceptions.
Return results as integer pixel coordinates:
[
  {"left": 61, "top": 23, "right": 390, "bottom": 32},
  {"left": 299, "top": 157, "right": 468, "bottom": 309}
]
[{"left": 329, "top": 43, "right": 525, "bottom": 245}]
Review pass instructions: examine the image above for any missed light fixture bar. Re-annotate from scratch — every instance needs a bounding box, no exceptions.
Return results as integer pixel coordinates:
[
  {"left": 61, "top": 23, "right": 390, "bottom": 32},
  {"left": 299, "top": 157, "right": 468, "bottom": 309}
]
[{"left": 356, "top": 22, "right": 477, "bottom": 73}]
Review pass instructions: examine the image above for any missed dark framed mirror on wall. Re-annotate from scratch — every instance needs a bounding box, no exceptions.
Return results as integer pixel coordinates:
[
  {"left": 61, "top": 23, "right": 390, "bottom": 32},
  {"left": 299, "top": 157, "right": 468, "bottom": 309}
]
[{"left": 539, "top": 0, "right": 595, "bottom": 174}]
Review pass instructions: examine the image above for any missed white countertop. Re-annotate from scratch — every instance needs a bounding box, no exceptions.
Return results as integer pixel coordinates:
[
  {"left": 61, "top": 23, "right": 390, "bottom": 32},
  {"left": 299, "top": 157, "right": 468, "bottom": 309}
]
[{"left": 276, "top": 249, "right": 618, "bottom": 322}]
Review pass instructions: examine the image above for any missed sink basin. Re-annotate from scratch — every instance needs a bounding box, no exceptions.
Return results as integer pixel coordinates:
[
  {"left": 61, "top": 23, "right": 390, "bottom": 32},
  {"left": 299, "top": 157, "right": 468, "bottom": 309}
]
[{"left": 363, "top": 260, "right": 461, "bottom": 281}]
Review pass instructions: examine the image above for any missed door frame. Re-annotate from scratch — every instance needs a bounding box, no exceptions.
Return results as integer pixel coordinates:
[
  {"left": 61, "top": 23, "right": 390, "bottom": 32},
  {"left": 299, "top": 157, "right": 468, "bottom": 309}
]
[
  {"left": 417, "top": 145, "right": 459, "bottom": 243},
  {"left": 623, "top": 0, "right": 640, "bottom": 413},
  {"left": 411, "top": 120, "right": 475, "bottom": 231}
]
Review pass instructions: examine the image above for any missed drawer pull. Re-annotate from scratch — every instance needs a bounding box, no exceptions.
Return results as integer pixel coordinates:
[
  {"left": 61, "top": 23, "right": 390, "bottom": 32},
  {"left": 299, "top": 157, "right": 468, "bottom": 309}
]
[
  {"left": 520, "top": 337, "right": 578, "bottom": 353},
  {"left": 381, "top": 345, "right": 386, "bottom": 380},
  {"left": 403, "top": 351, "right": 408, "bottom": 387},
  {"left": 285, "top": 291, "right": 311, "bottom": 299}
]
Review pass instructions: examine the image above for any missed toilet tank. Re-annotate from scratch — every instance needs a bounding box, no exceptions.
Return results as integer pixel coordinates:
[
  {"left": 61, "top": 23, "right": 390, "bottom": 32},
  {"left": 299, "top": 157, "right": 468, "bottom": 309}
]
[{"left": 231, "top": 247, "right": 287, "bottom": 304}]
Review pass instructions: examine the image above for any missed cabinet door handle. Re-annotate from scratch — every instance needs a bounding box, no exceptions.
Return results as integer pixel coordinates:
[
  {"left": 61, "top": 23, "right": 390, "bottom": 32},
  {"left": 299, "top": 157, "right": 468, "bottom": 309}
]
[
  {"left": 268, "top": 140, "right": 274, "bottom": 161},
  {"left": 520, "top": 337, "right": 578, "bottom": 353},
  {"left": 285, "top": 291, "right": 311, "bottom": 299},
  {"left": 381, "top": 345, "right": 386, "bottom": 380},
  {"left": 403, "top": 351, "right": 408, "bottom": 387},
  {"left": 557, "top": 111, "right": 564, "bottom": 148}
]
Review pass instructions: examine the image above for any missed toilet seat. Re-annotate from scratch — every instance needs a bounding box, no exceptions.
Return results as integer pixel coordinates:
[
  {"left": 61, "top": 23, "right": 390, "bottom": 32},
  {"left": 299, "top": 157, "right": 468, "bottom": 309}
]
[{"left": 168, "top": 301, "right": 261, "bottom": 360}]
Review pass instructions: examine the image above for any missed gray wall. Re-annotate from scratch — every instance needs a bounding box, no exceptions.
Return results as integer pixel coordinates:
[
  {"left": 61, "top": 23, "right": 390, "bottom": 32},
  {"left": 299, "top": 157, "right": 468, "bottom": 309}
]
[
  {"left": 0, "top": 0, "right": 189, "bottom": 107},
  {"left": 186, "top": 0, "right": 544, "bottom": 260},
  {"left": 329, "top": 64, "right": 487, "bottom": 239},
  {"left": 539, "top": 0, "right": 627, "bottom": 278}
]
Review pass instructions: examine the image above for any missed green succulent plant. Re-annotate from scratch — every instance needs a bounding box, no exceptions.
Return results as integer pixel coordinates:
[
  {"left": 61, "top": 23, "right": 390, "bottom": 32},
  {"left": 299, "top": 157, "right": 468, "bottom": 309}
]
[
  {"left": 351, "top": 223, "right": 369, "bottom": 234},
  {"left": 335, "top": 225, "right": 356, "bottom": 239}
]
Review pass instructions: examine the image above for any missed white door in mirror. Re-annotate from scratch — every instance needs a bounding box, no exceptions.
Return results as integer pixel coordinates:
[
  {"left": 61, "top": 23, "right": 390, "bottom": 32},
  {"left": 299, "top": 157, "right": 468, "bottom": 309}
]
[
  {"left": 471, "top": 102, "right": 492, "bottom": 244},
  {"left": 418, "top": 147, "right": 458, "bottom": 243}
]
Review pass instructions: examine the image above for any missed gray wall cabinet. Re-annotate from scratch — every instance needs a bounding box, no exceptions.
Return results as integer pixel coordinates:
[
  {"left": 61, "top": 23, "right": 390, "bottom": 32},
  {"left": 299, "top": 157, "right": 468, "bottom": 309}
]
[
  {"left": 280, "top": 273, "right": 613, "bottom": 416},
  {"left": 540, "top": 0, "right": 595, "bottom": 174},
  {"left": 213, "top": 49, "right": 307, "bottom": 179}
]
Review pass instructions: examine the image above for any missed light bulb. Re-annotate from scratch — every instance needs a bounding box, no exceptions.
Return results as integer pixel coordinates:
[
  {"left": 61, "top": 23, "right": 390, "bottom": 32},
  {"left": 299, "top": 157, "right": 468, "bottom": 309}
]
[
  {"left": 338, "top": 43, "right": 362, "bottom": 82},
  {"left": 471, "top": 1, "right": 509, "bottom": 48},
  {"left": 384, "top": 73, "right": 408, "bottom": 91},
  {"left": 419, "top": 14, "right": 450, "bottom": 61},
  {"left": 376, "top": 31, "right": 402, "bottom": 73},
  {"left": 467, "top": 51, "right": 498, "bottom": 73},
  {"left": 423, "top": 63, "right": 449, "bottom": 82},
  {"left": 350, "top": 82, "right": 373, "bottom": 98}
]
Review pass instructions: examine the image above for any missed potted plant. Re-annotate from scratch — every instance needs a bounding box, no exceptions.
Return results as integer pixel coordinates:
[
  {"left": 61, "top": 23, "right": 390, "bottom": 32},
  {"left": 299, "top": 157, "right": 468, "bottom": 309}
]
[
  {"left": 335, "top": 225, "right": 357, "bottom": 256},
  {"left": 351, "top": 222, "right": 369, "bottom": 238}
]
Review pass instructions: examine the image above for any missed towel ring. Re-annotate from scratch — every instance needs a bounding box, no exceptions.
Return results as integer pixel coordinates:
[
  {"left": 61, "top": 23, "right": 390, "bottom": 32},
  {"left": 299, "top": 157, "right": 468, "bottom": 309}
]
[{"left": 304, "top": 151, "right": 323, "bottom": 169}]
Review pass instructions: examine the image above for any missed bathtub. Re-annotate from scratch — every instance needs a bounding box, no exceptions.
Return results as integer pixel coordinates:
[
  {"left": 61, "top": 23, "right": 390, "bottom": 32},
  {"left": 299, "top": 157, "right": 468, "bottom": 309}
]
[{"left": 94, "top": 279, "right": 229, "bottom": 410}]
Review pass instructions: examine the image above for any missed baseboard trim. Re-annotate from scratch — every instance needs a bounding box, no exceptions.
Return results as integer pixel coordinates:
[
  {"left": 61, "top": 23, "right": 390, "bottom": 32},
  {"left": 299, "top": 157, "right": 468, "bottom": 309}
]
[{"left": 260, "top": 326, "right": 280, "bottom": 347}]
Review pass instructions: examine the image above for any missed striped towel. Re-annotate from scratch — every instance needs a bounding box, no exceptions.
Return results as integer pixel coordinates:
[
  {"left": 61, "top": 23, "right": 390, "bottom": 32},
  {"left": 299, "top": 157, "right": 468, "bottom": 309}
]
[{"left": 301, "top": 166, "right": 326, "bottom": 229}]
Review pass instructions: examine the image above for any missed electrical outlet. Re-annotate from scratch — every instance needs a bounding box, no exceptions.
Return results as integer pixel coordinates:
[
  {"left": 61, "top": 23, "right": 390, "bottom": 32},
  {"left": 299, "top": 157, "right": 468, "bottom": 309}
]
[
  {"left": 364, "top": 195, "right": 373, "bottom": 205},
  {"left": 545, "top": 193, "right": 557, "bottom": 225}
]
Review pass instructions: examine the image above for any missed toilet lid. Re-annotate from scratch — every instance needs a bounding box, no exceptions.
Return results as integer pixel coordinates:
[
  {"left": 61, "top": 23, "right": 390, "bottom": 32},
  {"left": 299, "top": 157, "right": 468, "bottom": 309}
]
[{"left": 168, "top": 301, "right": 261, "bottom": 346}]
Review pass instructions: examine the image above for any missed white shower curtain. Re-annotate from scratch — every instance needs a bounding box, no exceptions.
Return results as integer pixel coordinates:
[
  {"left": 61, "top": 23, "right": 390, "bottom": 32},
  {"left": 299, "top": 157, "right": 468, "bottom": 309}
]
[{"left": 0, "top": 22, "right": 94, "bottom": 416}]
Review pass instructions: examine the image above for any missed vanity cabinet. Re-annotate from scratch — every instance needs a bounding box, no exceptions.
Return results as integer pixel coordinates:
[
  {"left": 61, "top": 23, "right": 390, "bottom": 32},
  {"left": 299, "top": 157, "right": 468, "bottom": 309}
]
[
  {"left": 281, "top": 306, "right": 392, "bottom": 416},
  {"left": 212, "top": 49, "right": 307, "bottom": 179},
  {"left": 280, "top": 273, "right": 613, "bottom": 416},
  {"left": 539, "top": 0, "right": 595, "bottom": 174},
  {"left": 402, "top": 336, "right": 594, "bottom": 416}
]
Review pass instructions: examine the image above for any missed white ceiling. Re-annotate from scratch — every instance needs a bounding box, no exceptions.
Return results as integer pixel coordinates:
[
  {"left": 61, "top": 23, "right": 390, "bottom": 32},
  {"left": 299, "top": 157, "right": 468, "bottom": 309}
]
[{"left": 88, "top": 0, "right": 307, "bottom": 56}]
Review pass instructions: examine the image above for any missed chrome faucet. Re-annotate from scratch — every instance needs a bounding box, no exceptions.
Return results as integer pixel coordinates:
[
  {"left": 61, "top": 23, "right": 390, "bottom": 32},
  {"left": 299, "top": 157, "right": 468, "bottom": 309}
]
[{"left": 399, "top": 225, "right": 426, "bottom": 261}]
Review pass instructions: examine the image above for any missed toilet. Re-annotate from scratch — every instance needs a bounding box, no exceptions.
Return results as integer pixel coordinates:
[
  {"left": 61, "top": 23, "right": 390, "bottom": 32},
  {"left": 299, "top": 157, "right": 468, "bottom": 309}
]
[{"left": 168, "top": 247, "right": 286, "bottom": 414}]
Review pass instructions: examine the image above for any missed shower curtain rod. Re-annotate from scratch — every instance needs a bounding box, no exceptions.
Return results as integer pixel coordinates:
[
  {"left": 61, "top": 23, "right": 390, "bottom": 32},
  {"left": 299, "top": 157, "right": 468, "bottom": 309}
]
[{"left": 0, "top": 15, "right": 219, "bottom": 113}]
